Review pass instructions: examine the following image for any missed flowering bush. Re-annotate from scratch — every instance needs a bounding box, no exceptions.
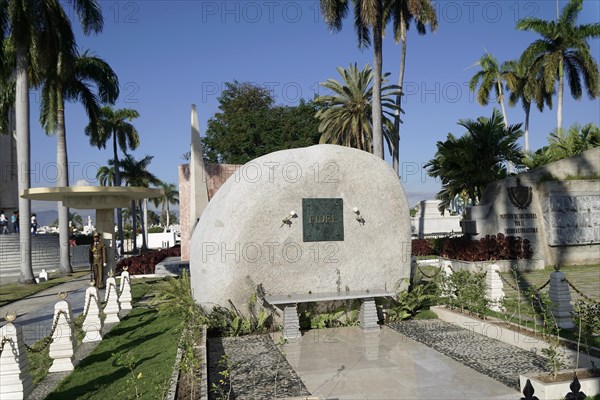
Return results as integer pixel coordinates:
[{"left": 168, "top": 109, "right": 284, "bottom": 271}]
[
  {"left": 440, "top": 234, "right": 532, "bottom": 261},
  {"left": 116, "top": 246, "right": 181, "bottom": 275}
]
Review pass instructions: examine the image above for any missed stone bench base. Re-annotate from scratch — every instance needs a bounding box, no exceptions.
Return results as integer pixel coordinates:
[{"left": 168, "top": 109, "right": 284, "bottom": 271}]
[{"left": 265, "top": 290, "right": 394, "bottom": 340}]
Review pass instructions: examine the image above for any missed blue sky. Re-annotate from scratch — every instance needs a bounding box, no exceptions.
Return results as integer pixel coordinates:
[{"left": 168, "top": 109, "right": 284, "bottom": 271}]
[{"left": 28, "top": 0, "right": 600, "bottom": 209}]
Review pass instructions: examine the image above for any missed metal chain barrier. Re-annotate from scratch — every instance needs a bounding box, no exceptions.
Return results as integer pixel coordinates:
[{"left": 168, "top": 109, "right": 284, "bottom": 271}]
[
  {"left": 497, "top": 272, "right": 521, "bottom": 292},
  {"left": 25, "top": 310, "right": 66, "bottom": 353},
  {"left": 417, "top": 266, "right": 440, "bottom": 279},
  {"left": 102, "top": 284, "right": 117, "bottom": 310},
  {"left": 536, "top": 279, "right": 551, "bottom": 291},
  {"left": 0, "top": 336, "right": 10, "bottom": 357},
  {"left": 73, "top": 292, "right": 95, "bottom": 327},
  {"left": 562, "top": 278, "right": 593, "bottom": 302}
]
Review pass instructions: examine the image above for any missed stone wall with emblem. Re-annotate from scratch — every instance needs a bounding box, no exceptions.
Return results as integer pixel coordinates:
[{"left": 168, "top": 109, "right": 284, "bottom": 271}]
[
  {"left": 189, "top": 144, "right": 412, "bottom": 310},
  {"left": 462, "top": 147, "right": 600, "bottom": 266}
]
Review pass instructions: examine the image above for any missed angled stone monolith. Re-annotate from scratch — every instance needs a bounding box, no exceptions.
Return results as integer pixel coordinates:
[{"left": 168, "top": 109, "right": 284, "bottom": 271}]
[
  {"left": 190, "top": 104, "right": 209, "bottom": 233},
  {"left": 48, "top": 293, "right": 75, "bottom": 372},
  {"left": 118, "top": 268, "right": 132, "bottom": 310},
  {"left": 103, "top": 274, "right": 121, "bottom": 324},
  {"left": 0, "top": 312, "right": 34, "bottom": 399},
  {"left": 82, "top": 282, "right": 102, "bottom": 343}
]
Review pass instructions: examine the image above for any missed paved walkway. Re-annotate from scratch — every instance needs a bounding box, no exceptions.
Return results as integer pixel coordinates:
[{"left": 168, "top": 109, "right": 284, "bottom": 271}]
[{"left": 0, "top": 274, "right": 99, "bottom": 345}]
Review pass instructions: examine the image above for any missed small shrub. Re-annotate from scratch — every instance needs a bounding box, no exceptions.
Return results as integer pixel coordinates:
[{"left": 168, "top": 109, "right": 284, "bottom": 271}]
[
  {"left": 116, "top": 245, "right": 181, "bottom": 275},
  {"left": 411, "top": 239, "right": 434, "bottom": 257},
  {"left": 440, "top": 233, "right": 532, "bottom": 261}
]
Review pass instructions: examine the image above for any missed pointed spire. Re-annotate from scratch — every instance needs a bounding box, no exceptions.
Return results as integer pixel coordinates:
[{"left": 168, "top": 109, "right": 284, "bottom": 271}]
[{"left": 190, "top": 104, "right": 209, "bottom": 233}]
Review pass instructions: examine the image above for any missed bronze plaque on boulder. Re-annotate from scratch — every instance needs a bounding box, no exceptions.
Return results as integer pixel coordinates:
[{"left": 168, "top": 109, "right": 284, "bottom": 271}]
[{"left": 302, "top": 198, "right": 344, "bottom": 242}]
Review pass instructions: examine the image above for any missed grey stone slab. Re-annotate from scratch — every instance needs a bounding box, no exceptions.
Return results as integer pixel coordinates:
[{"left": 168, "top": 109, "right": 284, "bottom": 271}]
[
  {"left": 265, "top": 290, "right": 393, "bottom": 305},
  {"left": 272, "top": 326, "right": 520, "bottom": 400}
]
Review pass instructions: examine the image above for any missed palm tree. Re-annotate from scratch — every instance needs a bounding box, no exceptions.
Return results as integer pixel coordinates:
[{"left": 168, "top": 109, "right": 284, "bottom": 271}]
[
  {"left": 320, "top": 0, "right": 385, "bottom": 158},
  {"left": 505, "top": 58, "right": 553, "bottom": 152},
  {"left": 469, "top": 52, "right": 513, "bottom": 127},
  {"left": 386, "top": 0, "right": 438, "bottom": 173},
  {"left": 120, "top": 154, "right": 160, "bottom": 252},
  {"left": 152, "top": 182, "right": 179, "bottom": 231},
  {"left": 316, "top": 63, "right": 400, "bottom": 153},
  {"left": 517, "top": 0, "right": 599, "bottom": 133},
  {"left": 2, "top": 0, "right": 103, "bottom": 284},
  {"left": 86, "top": 106, "right": 140, "bottom": 256},
  {"left": 40, "top": 50, "right": 119, "bottom": 274},
  {"left": 96, "top": 164, "right": 115, "bottom": 186},
  {"left": 523, "top": 123, "right": 600, "bottom": 168},
  {"left": 425, "top": 109, "right": 524, "bottom": 213}
]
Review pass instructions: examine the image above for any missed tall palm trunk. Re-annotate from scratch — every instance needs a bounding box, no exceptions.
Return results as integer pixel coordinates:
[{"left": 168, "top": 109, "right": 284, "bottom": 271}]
[
  {"left": 140, "top": 198, "right": 148, "bottom": 252},
  {"left": 557, "top": 58, "right": 564, "bottom": 133},
  {"left": 372, "top": 1, "right": 384, "bottom": 159},
  {"left": 56, "top": 92, "right": 72, "bottom": 274},
  {"left": 165, "top": 202, "right": 170, "bottom": 230},
  {"left": 523, "top": 102, "right": 531, "bottom": 152},
  {"left": 496, "top": 79, "right": 508, "bottom": 128},
  {"left": 393, "top": 17, "right": 408, "bottom": 174},
  {"left": 15, "top": 45, "right": 34, "bottom": 283},
  {"left": 113, "top": 132, "right": 124, "bottom": 255},
  {"left": 131, "top": 199, "right": 138, "bottom": 253}
]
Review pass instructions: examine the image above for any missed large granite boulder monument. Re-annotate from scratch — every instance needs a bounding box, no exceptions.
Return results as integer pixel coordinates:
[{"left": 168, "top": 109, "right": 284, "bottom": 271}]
[{"left": 189, "top": 144, "right": 412, "bottom": 310}]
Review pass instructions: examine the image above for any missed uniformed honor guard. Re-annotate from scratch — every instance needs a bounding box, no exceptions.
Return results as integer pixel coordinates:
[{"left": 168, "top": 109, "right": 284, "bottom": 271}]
[{"left": 89, "top": 232, "right": 107, "bottom": 289}]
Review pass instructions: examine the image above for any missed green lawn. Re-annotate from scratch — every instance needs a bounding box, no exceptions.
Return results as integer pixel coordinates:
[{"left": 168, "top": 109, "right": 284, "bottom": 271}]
[
  {"left": 46, "top": 306, "right": 181, "bottom": 399},
  {"left": 0, "top": 271, "right": 90, "bottom": 307},
  {"left": 25, "top": 278, "right": 183, "bottom": 399}
]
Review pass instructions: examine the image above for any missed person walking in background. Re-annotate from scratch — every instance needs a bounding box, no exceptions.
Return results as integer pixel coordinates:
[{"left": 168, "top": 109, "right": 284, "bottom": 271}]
[
  {"left": 31, "top": 213, "right": 38, "bottom": 235},
  {"left": 0, "top": 211, "right": 9, "bottom": 234},
  {"left": 11, "top": 211, "right": 19, "bottom": 233}
]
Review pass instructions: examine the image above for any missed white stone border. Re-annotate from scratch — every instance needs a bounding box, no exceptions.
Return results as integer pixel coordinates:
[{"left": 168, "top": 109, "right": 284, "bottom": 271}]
[{"left": 440, "top": 258, "right": 545, "bottom": 273}]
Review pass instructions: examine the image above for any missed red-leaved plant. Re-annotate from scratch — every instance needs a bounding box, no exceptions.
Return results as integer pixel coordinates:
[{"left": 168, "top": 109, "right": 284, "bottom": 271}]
[
  {"left": 116, "top": 245, "right": 181, "bottom": 275},
  {"left": 440, "top": 234, "right": 532, "bottom": 261}
]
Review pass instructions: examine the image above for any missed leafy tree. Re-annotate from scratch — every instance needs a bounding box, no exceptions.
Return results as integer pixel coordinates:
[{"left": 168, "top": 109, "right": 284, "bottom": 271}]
[
  {"left": 315, "top": 63, "right": 399, "bottom": 153},
  {"left": 320, "top": 0, "right": 386, "bottom": 158},
  {"left": 2, "top": 0, "right": 103, "bottom": 284},
  {"left": 469, "top": 52, "right": 513, "bottom": 127},
  {"left": 523, "top": 123, "right": 600, "bottom": 168},
  {"left": 517, "top": 0, "right": 600, "bottom": 132},
  {"left": 202, "top": 81, "right": 320, "bottom": 164},
  {"left": 40, "top": 50, "right": 119, "bottom": 274},
  {"left": 386, "top": 0, "right": 438, "bottom": 173},
  {"left": 86, "top": 106, "right": 140, "bottom": 256},
  {"left": 425, "top": 109, "right": 524, "bottom": 213}
]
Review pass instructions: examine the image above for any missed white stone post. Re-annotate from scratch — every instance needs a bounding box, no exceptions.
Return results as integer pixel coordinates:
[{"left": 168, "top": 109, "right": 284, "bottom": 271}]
[
  {"left": 82, "top": 283, "right": 103, "bottom": 342},
  {"left": 359, "top": 298, "right": 379, "bottom": 330},
  {"left": 0, "top": 312, "right": 34, "bottom": 399},
  {"left": 282, "top": 305, "right": 301, "bottom": 340},
  {"left": 118, "top": 269, "right": 132, "bottom": 310},
  {"left": 440, "top": 259, "right": 454, "bottom": 298},
  {"left": 549, "top": 269, "right": 574, "bottom": 329},
  {"left": 103, "top": 274, "right": 121, "bottom": 324},
  {"left": 49, "top": 293, "right": 75, "bottom": 372},
  {"left": 485, "top": 264, "right": 505, "bottom": 312}
]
